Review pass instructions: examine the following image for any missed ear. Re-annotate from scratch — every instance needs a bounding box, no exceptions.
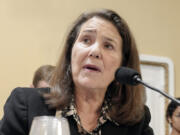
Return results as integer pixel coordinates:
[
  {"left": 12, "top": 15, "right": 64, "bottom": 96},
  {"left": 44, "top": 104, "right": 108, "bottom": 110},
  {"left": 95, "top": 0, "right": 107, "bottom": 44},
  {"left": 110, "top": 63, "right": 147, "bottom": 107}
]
[{"left": 30, "top": 84, "right": 35, "bottom": 88}]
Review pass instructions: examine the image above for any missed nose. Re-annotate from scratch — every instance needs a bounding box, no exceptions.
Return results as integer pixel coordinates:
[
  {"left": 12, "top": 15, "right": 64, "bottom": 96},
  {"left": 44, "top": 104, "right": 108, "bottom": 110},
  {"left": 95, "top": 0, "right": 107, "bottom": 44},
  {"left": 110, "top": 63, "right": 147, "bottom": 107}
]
[
  {"left": 88, "top": 42, "right": 102, "bottom": 59},
  {"left": 90, "top": 53, "right": 100, "bottom": 58}
]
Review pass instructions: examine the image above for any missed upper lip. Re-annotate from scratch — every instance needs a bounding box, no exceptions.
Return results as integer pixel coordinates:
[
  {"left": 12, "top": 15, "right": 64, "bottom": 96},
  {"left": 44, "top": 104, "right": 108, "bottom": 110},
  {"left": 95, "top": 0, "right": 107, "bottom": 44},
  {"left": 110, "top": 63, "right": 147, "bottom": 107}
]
[{"left": 83, "top": 64, "right": 101, "bottom": 72}]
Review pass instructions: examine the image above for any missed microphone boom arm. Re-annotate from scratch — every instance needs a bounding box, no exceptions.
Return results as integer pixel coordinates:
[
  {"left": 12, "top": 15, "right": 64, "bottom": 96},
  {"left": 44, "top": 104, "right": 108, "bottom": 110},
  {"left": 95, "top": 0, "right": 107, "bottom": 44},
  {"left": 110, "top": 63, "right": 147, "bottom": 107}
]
[{"left": 134, "top": 76, "right": 180, "bottom": 105}]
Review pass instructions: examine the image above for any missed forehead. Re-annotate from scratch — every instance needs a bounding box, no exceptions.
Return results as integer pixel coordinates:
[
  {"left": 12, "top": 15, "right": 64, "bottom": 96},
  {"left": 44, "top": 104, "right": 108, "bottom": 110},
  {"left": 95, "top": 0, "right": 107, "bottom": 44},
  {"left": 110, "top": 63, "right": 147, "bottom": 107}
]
[
  {"left": 37, "top": 80, "right": 49, "bottom": 88},
  {"left": 79, "top": 17, "right": 121, "bottom": 38}
]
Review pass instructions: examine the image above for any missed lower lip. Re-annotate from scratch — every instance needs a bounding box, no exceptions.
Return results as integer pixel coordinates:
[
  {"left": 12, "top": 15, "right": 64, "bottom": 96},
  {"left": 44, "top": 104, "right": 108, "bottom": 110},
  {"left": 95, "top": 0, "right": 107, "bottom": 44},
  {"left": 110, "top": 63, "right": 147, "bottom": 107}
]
[{"left": 83, "top": 68, "right": 100, "bottom": 72}]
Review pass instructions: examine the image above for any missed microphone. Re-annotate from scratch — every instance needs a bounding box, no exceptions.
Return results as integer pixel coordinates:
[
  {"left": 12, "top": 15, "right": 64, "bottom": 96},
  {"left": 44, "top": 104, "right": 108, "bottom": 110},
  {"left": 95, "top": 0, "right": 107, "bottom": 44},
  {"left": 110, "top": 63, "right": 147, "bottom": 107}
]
[
  {"left": 115, "top": 67, "right": 141, "bottom": 86},
  {"left": 115, "top": 67, "right": 180, "bottom": 105}
]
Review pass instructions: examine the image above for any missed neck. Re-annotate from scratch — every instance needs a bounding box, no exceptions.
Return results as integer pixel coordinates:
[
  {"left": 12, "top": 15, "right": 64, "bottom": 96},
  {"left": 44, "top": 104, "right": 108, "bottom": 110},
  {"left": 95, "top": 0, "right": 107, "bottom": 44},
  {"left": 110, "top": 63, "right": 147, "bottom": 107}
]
[
  {"left": 74, "top": 87, "right": 106, "bottom": 132},
  {"left": 75, "top": 87, "right": 106, "bottom": 113}
]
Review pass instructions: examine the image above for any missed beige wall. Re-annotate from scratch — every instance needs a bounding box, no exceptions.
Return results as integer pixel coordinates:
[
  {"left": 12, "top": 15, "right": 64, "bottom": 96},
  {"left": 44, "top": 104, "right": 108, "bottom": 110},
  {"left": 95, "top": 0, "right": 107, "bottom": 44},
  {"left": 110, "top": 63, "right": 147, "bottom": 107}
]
[{"left": 0, "top": 0, "right": 180, "bottom": 118}]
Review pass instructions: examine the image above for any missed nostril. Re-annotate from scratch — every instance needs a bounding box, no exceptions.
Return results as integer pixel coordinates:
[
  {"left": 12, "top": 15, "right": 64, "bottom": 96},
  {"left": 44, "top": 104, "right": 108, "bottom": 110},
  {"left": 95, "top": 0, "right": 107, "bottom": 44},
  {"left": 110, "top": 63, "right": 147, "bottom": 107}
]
[{"left": 89, "top": 53, "right": 100, "bottom": 59}]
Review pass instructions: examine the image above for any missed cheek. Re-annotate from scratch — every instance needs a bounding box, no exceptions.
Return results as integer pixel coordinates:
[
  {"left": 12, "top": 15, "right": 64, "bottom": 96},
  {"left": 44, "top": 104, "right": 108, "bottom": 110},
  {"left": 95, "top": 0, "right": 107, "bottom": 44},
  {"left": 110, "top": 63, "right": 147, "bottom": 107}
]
[
  {"left": 71, "top": 47, "right": 79, "bottom": 76},
  {"left": 172, "top": 117, "right": 179, "bottom": 125},
  {"left": 71, "top": 45, "right": 86, "bottom": 73},
  {"left": 104, "top": 58, "right": 121, "bottom": 83},
  {"left": 105, "top": 55, "right": 121, "bottom": 71},
  {"left": 71, "top": 45, "right": 81, "bottom": 65},
  {"left": 174, "top": 118, "right": 180, "bottom": 123}
]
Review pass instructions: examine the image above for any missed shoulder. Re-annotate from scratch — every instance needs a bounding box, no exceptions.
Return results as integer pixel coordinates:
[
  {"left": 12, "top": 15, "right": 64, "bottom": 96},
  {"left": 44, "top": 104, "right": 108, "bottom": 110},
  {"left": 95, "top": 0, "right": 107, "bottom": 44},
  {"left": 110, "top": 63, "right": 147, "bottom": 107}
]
[
  {"left": 4, "top": 87, "right": 46, "bottom": 107},
  {"left": 144, "top": 105, "right": 151, "bottom": 125},
  {"left": 129, "top": 105, "right": 154, "bottom": 135},
  {"left": 8, "top": 87, "right": 50, "bottom": 103},
  {"left": 102, "top": 105, "right": 154, "bottom": 135},
  {"left": 8, "top": 87, "right": 53, "bottom": 118},
  {"left": 10, "top": 87, "right": 50, "bottom": 96},
  {"left": 0, "top": 87, "right": 54, "bottom": 135},
  {"left": 142, "top": 106, "right": 154, "bottom": 134},
  {"left": 3, "top": 87, "right": 51, "bottom": 118}
]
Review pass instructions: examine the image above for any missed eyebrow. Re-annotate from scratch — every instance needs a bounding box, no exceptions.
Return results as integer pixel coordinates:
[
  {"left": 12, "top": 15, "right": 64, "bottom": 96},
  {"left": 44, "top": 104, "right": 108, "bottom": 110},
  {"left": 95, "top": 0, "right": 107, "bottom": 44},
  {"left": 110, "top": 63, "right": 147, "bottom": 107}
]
[
  {"left": 81, "top": 29, "right": 119, "bottom": 45},
  {"left": 104, "top": 37, "right": 118, "bottom": 45},
  {"left": 81, "top": 29, "right": 97, "bottom": 33},
  {"left": 104, "top": 37, "right": 114, "bottom": 42}
]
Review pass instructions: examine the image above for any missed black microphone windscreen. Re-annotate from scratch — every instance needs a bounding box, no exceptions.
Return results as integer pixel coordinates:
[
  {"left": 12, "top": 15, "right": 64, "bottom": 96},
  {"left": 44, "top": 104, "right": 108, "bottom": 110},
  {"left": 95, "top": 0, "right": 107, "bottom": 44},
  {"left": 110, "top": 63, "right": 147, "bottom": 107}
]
[{"left": 115, "top": 67, "right": 141, "bottom": 85}]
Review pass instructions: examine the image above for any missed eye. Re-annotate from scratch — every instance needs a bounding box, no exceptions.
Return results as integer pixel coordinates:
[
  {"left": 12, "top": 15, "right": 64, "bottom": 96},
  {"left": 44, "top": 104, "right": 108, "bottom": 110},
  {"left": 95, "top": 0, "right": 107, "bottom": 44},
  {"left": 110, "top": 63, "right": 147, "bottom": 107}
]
[
  {"left": 82, "top": 36, "right": 91, "bottom": 45},
  {"left": 104, "top": 43, "right": 114, "bottom": 50}
]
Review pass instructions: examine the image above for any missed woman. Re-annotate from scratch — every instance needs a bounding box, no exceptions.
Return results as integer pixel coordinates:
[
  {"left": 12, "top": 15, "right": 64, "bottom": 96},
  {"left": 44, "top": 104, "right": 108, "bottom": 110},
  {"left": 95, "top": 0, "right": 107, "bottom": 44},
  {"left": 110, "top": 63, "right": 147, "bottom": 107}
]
[
  {"left": 0, "top": 9, "right": 154, "bottom": 135},
  {"left": 166, "top": 98, "right": 180, "bottom": 135}
]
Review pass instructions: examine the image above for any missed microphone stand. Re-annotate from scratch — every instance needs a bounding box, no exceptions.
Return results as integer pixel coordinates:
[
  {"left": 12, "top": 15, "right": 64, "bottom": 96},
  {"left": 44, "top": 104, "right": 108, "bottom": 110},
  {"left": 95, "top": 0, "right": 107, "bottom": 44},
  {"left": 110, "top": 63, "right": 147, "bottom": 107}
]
[{"left": 134, "top": 76, "right": 180, "bottom": 105}]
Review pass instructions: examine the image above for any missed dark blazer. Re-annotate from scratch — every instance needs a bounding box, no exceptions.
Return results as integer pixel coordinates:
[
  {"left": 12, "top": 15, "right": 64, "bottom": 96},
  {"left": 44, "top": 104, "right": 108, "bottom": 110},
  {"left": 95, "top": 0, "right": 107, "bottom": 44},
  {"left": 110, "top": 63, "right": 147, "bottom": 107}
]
[{"left": 0, "top": 87, "right": 154, "bottom": 135}]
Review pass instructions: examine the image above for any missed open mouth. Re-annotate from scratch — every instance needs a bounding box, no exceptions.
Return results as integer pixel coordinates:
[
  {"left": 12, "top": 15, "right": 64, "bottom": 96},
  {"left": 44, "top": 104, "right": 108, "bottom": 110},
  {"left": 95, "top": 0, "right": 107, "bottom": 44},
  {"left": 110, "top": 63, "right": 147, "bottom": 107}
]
[{"left": 83, "top": 65, "right": 101, "bottom": 72}]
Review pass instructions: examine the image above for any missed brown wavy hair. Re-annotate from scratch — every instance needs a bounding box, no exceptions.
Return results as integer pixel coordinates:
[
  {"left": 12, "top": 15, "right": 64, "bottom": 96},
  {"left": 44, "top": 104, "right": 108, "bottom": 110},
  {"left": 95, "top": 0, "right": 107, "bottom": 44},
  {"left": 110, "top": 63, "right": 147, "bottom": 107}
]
[{"left": 45, "top": 9, "right": 146, "bottom": 125}]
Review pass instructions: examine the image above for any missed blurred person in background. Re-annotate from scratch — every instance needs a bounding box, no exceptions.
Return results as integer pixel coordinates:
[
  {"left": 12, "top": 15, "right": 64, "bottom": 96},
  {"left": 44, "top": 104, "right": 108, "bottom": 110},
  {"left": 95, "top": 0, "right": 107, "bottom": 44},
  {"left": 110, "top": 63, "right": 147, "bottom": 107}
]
[
  {"left": 166, "top": 98, "right": 180, "bottom": 135},
  {"left": 30, "top": 65, "right": 55, "bottom": 88}
]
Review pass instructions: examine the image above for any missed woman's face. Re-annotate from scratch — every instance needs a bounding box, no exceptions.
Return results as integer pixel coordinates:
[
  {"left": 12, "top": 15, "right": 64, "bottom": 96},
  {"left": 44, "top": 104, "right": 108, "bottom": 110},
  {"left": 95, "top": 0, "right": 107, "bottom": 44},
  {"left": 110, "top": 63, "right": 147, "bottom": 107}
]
[
  {"left": 170, "top": 106, "right": 180, "bottom": 132},
  {"left": 71, "top": 17, "right": 122, "bottom": 92}
]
